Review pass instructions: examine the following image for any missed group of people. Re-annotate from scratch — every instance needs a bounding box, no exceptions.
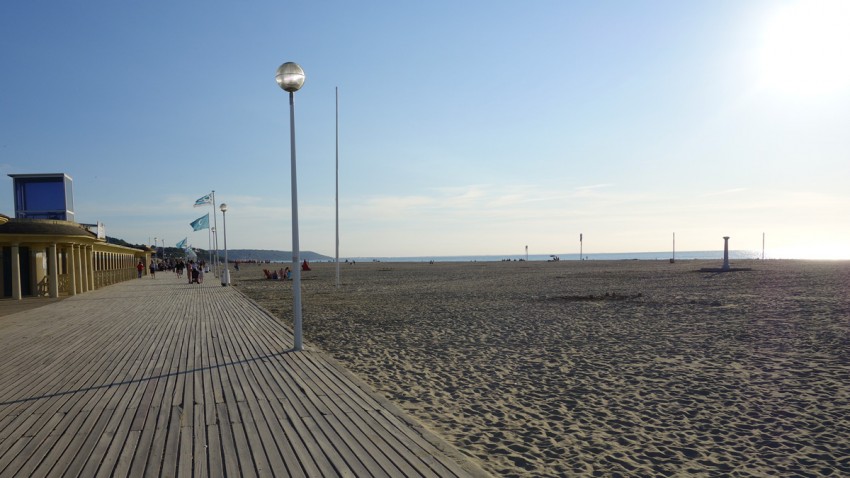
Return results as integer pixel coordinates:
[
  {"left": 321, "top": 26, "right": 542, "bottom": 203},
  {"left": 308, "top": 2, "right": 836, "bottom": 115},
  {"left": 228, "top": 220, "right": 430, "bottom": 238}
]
[
  {"left": 184, "top": 260, "right": 205, "bottom": 284},
  {"left": 263, "top": 267, "right": 291, "bottom": 281},
  {"left": 136, "top": 259, "right": 207, "bottom": 284}
]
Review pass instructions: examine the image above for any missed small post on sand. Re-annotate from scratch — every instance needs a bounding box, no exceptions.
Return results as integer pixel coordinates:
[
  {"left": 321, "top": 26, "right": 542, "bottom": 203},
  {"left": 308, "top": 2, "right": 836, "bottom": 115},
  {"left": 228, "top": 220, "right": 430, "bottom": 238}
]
[
  {"left": 722, "top": 236, "right": 731, "bottom": 271},
  {"left": 579, "top": 233, "right": 583, "bottom": 261}
]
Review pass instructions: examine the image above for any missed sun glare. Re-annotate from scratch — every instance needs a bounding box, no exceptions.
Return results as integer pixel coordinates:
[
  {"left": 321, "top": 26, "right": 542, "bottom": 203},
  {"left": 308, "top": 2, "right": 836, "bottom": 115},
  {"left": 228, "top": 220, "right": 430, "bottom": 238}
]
[
  {"left": 756, "top": 0, "right": 850, "bottom": 97},
  {"left": 770, "top": 243, "right": 850, "bottom": 260}
]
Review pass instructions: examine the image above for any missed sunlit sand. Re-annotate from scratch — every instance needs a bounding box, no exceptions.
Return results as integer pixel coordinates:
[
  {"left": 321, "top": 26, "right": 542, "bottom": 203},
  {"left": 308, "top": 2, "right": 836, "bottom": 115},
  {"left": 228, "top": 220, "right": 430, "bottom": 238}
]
[{"left": 233, "top": 259, "right": 849, "bottom": 477}]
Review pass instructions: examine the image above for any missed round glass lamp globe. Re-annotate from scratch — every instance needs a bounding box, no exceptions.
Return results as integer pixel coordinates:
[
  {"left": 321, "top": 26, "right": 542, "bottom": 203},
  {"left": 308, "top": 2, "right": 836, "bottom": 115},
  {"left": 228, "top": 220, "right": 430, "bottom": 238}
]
[
  {"left": 220, "top": 203, "right": 228, "bottom": 213},
  {"left": 276, "top": 62, "right": 305, "bottom": 92}
]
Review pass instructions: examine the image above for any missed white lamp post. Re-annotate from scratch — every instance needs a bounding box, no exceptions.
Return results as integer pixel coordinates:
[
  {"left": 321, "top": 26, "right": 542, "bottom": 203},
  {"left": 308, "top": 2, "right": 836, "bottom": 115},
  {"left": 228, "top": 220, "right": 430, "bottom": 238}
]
[
  {"left": 276, "top": 61, "right": 306, "bottom": 352},
  {"left": 220, "top": 203, "right": 230, "bottom": 286}
]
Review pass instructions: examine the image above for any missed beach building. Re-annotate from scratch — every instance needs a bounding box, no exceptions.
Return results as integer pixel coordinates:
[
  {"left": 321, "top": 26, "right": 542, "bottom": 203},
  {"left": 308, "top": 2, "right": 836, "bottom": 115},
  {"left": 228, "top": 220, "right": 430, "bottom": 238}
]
[{"left": 0, "top": 173, "right": 151, "bottom": 300}]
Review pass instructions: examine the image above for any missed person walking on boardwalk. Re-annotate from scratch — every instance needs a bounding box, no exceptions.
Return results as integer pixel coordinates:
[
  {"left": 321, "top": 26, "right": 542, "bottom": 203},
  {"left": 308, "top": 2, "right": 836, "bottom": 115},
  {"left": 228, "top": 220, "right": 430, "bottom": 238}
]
[
  {"left": 190, "top": 261, "right": 200, "bottom": 284},
  {"left": 136, "top": 260, "right": 144, "bottom": 278},
  {"left": 149, "top": 260, "right": 157, "bottom": 278}
]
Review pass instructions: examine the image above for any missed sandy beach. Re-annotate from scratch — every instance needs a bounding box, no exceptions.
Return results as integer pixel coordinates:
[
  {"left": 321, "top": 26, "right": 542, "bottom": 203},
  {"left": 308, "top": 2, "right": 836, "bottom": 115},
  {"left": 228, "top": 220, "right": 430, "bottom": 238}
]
[{"left": 232, "top": 259, "right": 850, "bottom": 477}]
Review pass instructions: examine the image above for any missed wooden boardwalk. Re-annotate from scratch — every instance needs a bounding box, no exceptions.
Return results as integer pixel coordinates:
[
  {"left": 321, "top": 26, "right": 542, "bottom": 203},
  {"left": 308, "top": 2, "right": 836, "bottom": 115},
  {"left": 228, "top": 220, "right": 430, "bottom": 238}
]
[{"left": 0, "top": 274, "right": 488, "bottom": 477}]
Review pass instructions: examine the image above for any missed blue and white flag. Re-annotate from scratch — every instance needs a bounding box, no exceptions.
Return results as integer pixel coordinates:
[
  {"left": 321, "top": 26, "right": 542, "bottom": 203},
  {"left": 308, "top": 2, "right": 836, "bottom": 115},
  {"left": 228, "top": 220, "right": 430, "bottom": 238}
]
[
  {"left": 190, "top": 214, "right": 210, "bottom": 231},
  {"left": 176, "top": 237, "right": 187, "bottom": 249},
  {"left": 194, "top": 193, "right": 212, "bottom": 207}
]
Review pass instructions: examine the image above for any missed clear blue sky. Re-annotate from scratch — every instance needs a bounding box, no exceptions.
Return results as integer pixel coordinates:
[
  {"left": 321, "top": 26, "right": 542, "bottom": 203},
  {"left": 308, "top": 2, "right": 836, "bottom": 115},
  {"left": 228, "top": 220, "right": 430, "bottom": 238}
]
[{"left": 2, "top": 1, "right": 849, "bottom": 259}]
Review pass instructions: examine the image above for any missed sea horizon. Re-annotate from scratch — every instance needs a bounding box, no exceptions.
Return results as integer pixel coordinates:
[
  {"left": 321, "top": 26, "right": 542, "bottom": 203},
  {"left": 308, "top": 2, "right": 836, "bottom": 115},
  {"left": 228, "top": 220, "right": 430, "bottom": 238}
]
[{"left": 344, "top": 249, "right": 776, "bottom": 263}]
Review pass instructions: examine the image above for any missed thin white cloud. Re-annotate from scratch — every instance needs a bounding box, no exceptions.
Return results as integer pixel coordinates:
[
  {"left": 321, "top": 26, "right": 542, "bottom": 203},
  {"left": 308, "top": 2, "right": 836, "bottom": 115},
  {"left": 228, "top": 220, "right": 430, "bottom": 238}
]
[{"left": 700, "top": 188, "right": 748, "bottom": 197}]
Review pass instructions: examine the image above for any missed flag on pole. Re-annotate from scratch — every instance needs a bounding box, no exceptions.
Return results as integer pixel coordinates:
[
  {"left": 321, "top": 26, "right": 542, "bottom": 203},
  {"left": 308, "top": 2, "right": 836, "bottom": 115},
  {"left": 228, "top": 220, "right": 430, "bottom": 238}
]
[
  {"left": 194, "top": 193, "right": 212, "bottom": 207},
  {"left": 176, "top": 237, "right": 187, "bottom": 249},
  {"left": 190, "top": 214, "right": 210, "bottom": 231},
  {"left": 580, "top": 233, "right": 583, "bottom": 242}
]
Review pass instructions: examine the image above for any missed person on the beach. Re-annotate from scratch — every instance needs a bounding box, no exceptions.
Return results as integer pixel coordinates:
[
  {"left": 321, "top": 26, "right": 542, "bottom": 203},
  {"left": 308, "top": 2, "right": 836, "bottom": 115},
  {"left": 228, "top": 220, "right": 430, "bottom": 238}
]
[{"left": 136, "top": 260, "right": 144, "bottom": 278}]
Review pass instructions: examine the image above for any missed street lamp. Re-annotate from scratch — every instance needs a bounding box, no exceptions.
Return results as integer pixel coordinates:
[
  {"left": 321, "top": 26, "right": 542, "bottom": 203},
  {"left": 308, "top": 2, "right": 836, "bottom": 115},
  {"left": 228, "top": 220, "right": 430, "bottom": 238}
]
[
  {"left": 276, "top": 61, "right": 305, "bottom": 352},
  {"left": 220, "top": 203, "right": 230, "bottom": 286}
]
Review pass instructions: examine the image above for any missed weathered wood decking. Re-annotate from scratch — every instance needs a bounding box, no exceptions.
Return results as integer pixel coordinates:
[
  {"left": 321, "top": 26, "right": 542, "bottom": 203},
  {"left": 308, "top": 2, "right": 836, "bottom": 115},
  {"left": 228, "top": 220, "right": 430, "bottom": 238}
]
[{"left": 0, "top": 274, "right": 488, "bottom": 477}]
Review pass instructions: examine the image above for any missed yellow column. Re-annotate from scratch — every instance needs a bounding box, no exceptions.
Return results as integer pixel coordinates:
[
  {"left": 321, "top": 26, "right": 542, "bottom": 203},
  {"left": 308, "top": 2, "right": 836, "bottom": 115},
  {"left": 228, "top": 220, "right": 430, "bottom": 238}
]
[
  {"left": 48, "top": 244, "right": 59, "bottom": 298},
  {"left": 79, "top": 245, "right": 88, "bottom": 293},
  {"left": 87, "top": 245, "right": 95, "bottom": 291},
  {"left": 76, "top": 245, "right": 84, "bottom": 293},
  {"left": 68, "top": 245, "right": 77, "bottom": 296},
  {"left": 11, "top": 244, "right": 22, "bottom": 300}
]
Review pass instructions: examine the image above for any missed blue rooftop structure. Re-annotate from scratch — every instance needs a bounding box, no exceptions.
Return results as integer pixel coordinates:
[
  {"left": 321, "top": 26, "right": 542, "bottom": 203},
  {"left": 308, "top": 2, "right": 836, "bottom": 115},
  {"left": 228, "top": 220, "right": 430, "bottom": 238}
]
[{"left": 9, "top": 173, "right": 75, "bottom": 221}]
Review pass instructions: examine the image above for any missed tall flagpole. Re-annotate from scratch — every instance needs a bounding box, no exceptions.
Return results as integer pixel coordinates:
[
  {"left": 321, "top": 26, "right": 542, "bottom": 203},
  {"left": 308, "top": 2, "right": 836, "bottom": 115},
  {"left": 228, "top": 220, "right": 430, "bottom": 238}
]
[
  {"left": 207, "top": 222, "right": 212, "bottom": 266},
  {"left": 335, "top": 86, "right": 340, "bottom": 288},
  {"left": 211, "top": 190, "right": 220, "bottom": 277}
]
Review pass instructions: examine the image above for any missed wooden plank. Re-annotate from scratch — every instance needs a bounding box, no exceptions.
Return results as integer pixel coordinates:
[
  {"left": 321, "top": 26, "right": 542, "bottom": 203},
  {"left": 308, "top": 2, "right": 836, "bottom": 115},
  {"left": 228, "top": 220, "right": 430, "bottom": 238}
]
[
  {"left": 236, "top": 400, "right": 272, "bottom": 478},
  {"left": 19, "top": 307, "right": 166, "bottom": 477},
  {"left": 265, "top": 397, "right": 336, "bottom": 478},
  {"left": 0, "top": 275, "right": 484, "bottom": 478},
  {"left": 111, "top": 429, "right": 140, "bottom": 478},
  {"left": 0, "top": 299, "right": 131, "bottom": 408},
  {"left": 206, "top": 423, "right": 223, "bottom": 478},
  {"left": 158, "top": 407, "right": 182, "bottom": 475},
  {"left": 302, "top": 415, "right": 369, "bottom": 477},
  {"left": 257, "top": 398, "right": 316, "bottom": 477},
  {"left": 144, "top": 317, "right": 188, "bottom": 477},
  {"left": 0, "top": 411, "right": 63, "bottom": 476},
  {"left": 46, "top": 407, "right": 113, "bottom": 478},
  {"left": 214, "top": 403, "right": 241, "bottom": 478}
]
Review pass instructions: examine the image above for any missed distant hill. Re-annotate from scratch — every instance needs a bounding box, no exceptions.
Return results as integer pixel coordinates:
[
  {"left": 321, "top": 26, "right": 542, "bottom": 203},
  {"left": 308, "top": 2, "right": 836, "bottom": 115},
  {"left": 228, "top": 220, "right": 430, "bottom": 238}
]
[
  {"left": 106, "top": 236, "right": 148, "bottom": 250},
  {"left": 226, "top": 249, "right": 333, "bottom": 262},
  {"left": 132, "top": 238, "right": 331, "bottom": 263}
]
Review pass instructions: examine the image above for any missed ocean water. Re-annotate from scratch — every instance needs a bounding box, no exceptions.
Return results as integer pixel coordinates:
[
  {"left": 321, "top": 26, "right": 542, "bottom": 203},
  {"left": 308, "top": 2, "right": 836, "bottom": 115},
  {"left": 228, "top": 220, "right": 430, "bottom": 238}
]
[{"left": 350, "top": 250, "right": 765, "bottom": 263}]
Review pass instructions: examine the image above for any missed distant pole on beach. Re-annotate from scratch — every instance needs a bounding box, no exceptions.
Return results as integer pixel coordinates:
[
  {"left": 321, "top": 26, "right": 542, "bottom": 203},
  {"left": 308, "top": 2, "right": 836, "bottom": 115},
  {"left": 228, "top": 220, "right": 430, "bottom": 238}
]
[
  {"left": 277, "top": 61, "right": 306, "bottom": 352},
  {"left": 673, "top": 232, "right": 676, "bottom": 262},
  {"left": 525, "top": 245, "right": 528, "bottom": 261},
  {"left": 762, "top": 232, "right": 765, "bottom": 260},
  {"left": 722, "top": 236, "right": 731, "bottom": 271},
  {"left": 335, "top": 86, "right": 340, "bottom": 288},
  {"left": 580, "top": 233, "right": 583, "bottom": 260}
]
